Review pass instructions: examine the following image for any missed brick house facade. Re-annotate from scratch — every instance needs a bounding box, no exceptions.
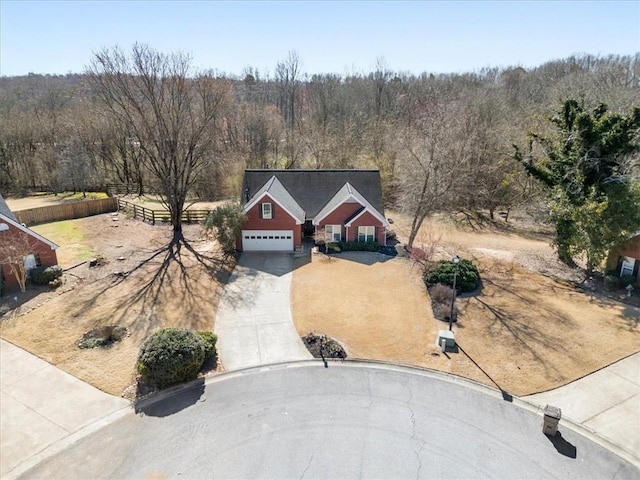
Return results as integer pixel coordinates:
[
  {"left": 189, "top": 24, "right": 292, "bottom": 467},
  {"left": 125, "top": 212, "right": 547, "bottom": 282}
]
[
  {"left": 606, "top": 234, "right": 640, "bottom": 282},
  {"left": 239, "top": 170, "right": 388, "bottom": 252},
  {"left": 0, "top": 195, "right": 59, "bottom": 290}
]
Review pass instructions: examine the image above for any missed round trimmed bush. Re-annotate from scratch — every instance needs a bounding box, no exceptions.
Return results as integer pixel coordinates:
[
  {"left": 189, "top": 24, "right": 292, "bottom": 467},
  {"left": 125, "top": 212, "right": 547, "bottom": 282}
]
[
  {"left": 425, "top": 258, "right": 480, "bottom": 293},
  {"left": 137, "top": 328, "right": 205, "bottom": 388},
  {"left": 197, "top": 331, "right": 218, "bottom": 362}
]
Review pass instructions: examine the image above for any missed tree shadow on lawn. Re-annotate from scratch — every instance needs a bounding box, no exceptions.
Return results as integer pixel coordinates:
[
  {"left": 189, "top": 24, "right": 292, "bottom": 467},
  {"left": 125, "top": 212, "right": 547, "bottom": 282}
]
[
  {"left": 72, "top": 230, "right": 234, "bottom": 342},
  {"left": 466, "top": 282, "right": 580, "bottom": 383}
]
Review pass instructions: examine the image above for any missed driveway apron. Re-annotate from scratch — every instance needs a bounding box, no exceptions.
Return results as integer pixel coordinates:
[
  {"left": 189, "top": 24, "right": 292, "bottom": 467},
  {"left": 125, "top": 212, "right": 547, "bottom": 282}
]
[{"left": 214, "top": 252, "right": 312, "bottom": 371}]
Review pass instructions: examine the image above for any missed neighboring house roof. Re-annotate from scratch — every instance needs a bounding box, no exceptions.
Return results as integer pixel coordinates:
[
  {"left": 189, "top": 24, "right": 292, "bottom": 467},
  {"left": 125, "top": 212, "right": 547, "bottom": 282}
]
[
  {"left": 242, "top": 175, "right": 306, "bottom": 224},
  {"left": 242, "top": 169, "right": 386, "bottom": 220},
  {"left": 314, "top": 182, "right": 389, "bottom": 227},
  {"left": 0, "top": 194, "right": 18, "bottom": 223},
  {"left": 0, "top": 195, "right": 59, "bottom": 250}
]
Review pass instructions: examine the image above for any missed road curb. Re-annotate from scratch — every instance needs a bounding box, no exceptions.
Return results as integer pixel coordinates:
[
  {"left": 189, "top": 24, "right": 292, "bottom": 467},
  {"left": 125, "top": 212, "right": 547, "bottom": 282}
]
[
  {"left": 9, "top": 359, "right": 638, "bottom": 476},
  {"left": 202, "top": 358, "right": 640, "bottom": 468}
]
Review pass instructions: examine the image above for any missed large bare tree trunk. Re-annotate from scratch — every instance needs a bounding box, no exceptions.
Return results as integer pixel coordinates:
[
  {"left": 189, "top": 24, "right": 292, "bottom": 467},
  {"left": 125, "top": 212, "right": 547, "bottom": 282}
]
[{"left": 87, "top": 44, "right": 231, "bottom": 233}]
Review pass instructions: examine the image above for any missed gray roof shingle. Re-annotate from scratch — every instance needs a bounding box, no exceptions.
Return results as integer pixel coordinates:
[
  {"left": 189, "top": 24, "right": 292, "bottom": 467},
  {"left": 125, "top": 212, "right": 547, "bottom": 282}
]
[
  {"left": 242, "top": 169, "right": 385, "bottom": 219},
  {"left": 0, "top": 194, "right": 18, "bottom": 222}
]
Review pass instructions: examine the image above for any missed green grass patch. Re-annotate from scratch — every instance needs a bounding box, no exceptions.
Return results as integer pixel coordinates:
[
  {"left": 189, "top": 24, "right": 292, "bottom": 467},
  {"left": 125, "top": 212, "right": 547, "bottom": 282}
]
[
  {"left": 57, "top": 192, "right": 108, "bottom": 202},
  {"left": 32, "top": 220, "right": 95, "bottom": 265}
]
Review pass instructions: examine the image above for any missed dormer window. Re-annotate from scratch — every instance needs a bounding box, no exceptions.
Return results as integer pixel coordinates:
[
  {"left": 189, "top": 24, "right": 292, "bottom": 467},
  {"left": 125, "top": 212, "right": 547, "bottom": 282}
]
[{"left": 261, "top": 203, "right": 272, "bottom": 219}]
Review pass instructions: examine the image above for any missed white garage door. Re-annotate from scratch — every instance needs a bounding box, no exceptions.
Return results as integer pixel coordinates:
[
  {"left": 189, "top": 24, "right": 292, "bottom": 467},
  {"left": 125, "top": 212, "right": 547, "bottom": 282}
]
[{"left": 241, "top": 230, "right": 294, "bottom": 252}]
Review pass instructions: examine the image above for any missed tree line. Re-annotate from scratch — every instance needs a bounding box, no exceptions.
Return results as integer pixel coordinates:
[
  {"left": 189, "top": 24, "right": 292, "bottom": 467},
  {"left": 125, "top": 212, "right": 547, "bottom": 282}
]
[{"left": 0, "top": 47, "right": 638, "bottom": 261}]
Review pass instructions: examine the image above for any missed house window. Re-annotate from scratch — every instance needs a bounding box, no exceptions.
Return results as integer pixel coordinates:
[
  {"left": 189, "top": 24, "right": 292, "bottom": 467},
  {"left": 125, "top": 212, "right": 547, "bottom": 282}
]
[
  {"left": 621, "top": 256, "right": 636, "bottom": 277},
  {"left": 358, "top": 226, "right": 375, "bottom": 242},
  {"left": 325, "top": 225, "right": 341, "bottom": 242},
  {"left": 24, "top": 253, "right": 41, "bottom": 277},
  {"left": 261, "top": 203, "right": 272, "bottom": 219}
]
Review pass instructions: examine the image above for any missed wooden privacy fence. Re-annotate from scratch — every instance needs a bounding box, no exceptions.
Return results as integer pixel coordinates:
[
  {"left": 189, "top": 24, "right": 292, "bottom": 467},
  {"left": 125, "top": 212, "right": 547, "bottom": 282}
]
[
  {"left": 117, "top": 199, "right": 210, "bottom": 225},
  {"left": 14, "top": 198, "right": 118, "bottom": 226}
]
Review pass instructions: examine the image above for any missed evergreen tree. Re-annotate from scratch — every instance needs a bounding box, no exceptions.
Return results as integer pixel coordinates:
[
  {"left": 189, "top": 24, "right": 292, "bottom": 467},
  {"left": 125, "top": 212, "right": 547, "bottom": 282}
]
[{"left": 515, "top": 100, "right": 640, "bottom": 271}]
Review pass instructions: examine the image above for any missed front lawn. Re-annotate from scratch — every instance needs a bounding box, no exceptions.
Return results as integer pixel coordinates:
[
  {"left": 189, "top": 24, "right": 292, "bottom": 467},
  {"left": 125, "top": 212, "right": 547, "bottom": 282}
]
[
  {"left": 291, "top": 250, "right": 640, "bottom": 396},
  {"left": 0, "top": 215, "right": 232, "bottom": 397}
]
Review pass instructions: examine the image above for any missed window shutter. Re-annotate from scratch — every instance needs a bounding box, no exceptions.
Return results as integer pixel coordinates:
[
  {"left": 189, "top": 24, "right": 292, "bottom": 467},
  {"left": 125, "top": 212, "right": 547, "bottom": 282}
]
[
  {"left": 272, "top": 204, "right": 275, "bottom": 219},
  {"left": 259, "top": 204, "right": 263, "bottom": 219}
]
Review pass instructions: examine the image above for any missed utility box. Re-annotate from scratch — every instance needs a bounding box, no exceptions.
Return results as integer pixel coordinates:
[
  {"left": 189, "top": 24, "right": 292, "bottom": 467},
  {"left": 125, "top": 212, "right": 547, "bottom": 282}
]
[
  {"left": 437, "top": 330, "right": 456, "bottom": 352},
  {"left": 542, "top": 405, "right": 561, "bottom": 436}
]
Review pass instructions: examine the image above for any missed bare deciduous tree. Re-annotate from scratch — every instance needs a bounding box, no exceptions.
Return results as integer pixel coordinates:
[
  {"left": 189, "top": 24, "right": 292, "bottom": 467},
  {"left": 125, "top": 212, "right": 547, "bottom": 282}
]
[
  {"left": 395, "top": 92, "right": 473, "bottom": 250},
  {"left": 87, "top": 44, "right": 231, "bottom": 235},
  {"left": 0, "top": 230, "right": 39, "bottom": 293}
]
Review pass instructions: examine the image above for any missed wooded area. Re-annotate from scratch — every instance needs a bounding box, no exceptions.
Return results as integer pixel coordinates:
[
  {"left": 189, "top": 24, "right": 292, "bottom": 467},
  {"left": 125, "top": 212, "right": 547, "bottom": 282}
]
[{"left": 0, "top": 50, "right": 638, "bottom": 246}]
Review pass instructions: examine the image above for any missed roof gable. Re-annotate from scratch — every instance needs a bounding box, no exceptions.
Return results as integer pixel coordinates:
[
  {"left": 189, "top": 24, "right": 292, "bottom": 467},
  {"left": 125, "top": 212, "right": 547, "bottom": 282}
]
[
  {"left": 314, "top": 182, "right": 389, "bottom": 227},
  {"left": 0, "top": 215, "right": 59, "bottom": 250},
  {"left": 243, "top": 175, "right": 305, "bottom": 224},
  {"left": 0, "top": 194, "right": 59, "bottom": 250},
  {"left": 242, "top": 169, "right": 386, "bottom": 219}
]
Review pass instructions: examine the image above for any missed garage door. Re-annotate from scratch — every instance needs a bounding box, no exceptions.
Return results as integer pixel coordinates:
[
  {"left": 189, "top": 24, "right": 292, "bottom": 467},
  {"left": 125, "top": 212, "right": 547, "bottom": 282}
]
[{"left": 241, "top": 230, "right": 294, "bottom": 252}]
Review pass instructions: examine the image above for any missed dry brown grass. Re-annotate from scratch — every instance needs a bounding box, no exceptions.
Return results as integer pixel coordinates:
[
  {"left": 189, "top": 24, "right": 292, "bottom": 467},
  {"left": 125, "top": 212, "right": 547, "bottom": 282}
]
[
  {"left": 0, "top": 215, "right": 232, "bottom": 397},
  {"left": 292, "top": 215, "right": 640, "bottom": 396}
]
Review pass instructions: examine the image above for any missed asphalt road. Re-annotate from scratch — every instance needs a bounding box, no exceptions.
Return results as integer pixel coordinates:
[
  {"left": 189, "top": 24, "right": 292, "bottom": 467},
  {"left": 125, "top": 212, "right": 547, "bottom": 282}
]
[{"left": 21, "top": 362, "right": 638, "bottom": 479}]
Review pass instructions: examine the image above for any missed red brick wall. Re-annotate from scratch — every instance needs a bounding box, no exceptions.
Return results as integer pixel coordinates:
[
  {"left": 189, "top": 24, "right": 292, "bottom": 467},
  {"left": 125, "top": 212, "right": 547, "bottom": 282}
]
[
  {"left": 0, "top": 222, "right": 58, "bottom": 290},
  {"left": 622, "top": 236, "right": 640, "bottom": 281},
  {"left": 622, "top": 236, "right": 640, "bottom": 260},
  {"left": 238, "top": 195, "right": 302, "bottom": 250},
  {"left": 319, "top": 202, "right": 363, "bottom": 227},
  {"left": 346, "top": 211, "right": 386, "bottom": 245},
  {"left": 318, "top": 204, "right": 386, "bottom": 245}
]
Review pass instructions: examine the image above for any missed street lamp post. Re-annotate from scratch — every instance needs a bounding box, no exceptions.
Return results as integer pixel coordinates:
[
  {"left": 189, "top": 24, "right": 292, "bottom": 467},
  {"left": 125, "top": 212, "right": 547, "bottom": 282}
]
[{"left": 449, "top": 255, "right": 460, "bottom": 331}]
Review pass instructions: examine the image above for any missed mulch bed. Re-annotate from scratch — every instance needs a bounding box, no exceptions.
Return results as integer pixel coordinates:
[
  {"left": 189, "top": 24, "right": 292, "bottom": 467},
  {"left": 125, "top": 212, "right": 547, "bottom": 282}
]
[{"left": 302, "top": 333, "right": 347, "bottom": 359}]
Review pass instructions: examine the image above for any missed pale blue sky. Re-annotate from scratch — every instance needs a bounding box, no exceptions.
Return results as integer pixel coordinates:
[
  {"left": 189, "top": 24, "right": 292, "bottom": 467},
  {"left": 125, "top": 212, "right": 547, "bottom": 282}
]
[{"left": 1, "top": 0, "right": 638, "bottom": 77}]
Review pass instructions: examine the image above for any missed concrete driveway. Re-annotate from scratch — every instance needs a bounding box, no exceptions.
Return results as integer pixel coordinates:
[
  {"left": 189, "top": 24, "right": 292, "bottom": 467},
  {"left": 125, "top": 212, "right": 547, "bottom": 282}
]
[
  {"left": 214, "top": 252, "right": 312, "bottom": 371},
  {"left": 0, "top": 339, "right": 130, "bottom": 478},
  {"left": 525, "top": 353, "right": 640, "bottom": 462}
]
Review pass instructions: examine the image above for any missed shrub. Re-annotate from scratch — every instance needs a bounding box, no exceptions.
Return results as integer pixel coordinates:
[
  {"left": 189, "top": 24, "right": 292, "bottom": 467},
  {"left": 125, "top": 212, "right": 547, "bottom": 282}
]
[
  {"left": 339, "top": 241, "right": 379, "bottom": 252},
  {"left": 430, "top": 283, "right": 455, "bottom": 304},
  {"left": 425, "top": 258, "right": 480, "bottom": 293},
  {"left": 302, "top": 333, "right": 347, "bottom": 359},
  {"left": 78, "top": 325, "right": 128, "bottom": 349},
  {"left": 604, "top": 275, "right": 618, "bottom": 291},
  {"left": 30, "top": 265, "right": 63, "bottom": 285},
  {"left": 385, "top": 229, "right": 397, "bottom": 241},
  {"left": 327, "top": 242, "right": 341, "bottom": 253},
  {"left": 203, "top": 202, "right": 246, "bottom": 254},
  {"left": 137, "top": 328, "right": 205, "bottom": 388},
  {"left": 620, "top": 274, "right": 637, "bottom": 288},
  {"left": 325, "top": 241, "right": 380, "bottom": 253},
  {"left": 197, "top": 331, "right": 218, "bottom": 362},
  {"left": 429, "top": 283, "right": 459, "bottom": 322}
]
